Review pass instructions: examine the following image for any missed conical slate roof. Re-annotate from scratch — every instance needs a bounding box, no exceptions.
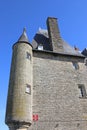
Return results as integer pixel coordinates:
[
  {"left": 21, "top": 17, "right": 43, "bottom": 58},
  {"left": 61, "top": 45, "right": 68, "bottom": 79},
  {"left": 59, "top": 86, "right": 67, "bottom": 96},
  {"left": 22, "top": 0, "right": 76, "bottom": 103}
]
[{"left": 18, "top": 28, "right": 29, "bottom": 43}]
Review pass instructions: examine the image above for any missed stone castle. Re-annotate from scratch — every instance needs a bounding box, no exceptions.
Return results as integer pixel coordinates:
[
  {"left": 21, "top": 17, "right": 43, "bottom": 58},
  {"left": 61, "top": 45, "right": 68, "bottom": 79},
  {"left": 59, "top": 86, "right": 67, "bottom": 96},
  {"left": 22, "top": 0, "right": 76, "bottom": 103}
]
[{"left": 5, "top": 17, "right": 87, "bottom": 130}]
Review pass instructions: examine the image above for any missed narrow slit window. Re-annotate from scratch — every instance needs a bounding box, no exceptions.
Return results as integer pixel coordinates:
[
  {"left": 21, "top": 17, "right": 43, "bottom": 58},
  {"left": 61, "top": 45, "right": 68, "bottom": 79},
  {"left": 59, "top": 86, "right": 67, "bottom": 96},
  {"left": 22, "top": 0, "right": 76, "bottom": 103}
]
[
  {"left": 26, "top": 52, "right": 31, "bottom": 60},
  {"left": 26, "top": 84, "right": 31, "bottom": 94},
  {"left": 78, "top": 84, "right": 87, "bottom": 98},
  {"left": 72, "top": 62, "right": 79, "bottom": 70}
]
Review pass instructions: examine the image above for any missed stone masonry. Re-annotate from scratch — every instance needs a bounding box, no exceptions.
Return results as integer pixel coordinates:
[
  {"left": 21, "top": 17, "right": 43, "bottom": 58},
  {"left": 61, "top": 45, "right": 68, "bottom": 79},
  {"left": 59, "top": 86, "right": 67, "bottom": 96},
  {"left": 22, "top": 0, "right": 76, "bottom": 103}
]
[{"left": 32, "top": 51, "right": 87, "bottom": 130}]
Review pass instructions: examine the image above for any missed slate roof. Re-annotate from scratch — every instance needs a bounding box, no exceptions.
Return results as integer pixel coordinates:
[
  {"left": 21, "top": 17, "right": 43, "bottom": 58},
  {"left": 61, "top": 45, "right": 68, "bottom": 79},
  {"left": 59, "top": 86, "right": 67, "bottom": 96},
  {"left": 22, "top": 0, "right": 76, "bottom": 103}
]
[
  {"left": 32, "top": 29, "right": 52, "bottom": 51},
  {"left": 32, "top": 28, "right": 84, "bottom": 57},
  {"left": 82, "top": 48, "right": 87, "bottom": 56}
]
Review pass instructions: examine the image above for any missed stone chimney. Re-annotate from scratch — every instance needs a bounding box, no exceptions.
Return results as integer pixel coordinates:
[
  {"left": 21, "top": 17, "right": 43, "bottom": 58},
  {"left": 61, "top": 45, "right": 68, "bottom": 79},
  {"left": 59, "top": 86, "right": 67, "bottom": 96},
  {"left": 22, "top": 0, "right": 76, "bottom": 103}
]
[{"left": 47, "top": 17, "right": 63, "bottom": 53}]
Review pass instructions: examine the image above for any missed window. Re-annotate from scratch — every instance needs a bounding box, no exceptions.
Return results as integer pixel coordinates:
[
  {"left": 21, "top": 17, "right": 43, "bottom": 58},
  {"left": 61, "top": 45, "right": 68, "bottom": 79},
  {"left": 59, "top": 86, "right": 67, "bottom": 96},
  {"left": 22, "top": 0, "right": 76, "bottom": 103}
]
[
  {"left": 26, "top": 84, "right": 31, "bottom": 94},
  {"left": 72, "top": 62, "right": 79, "bottom": 70},
  {"left": 84, "top": 58, "right": 87, "bottom": 66},
  {"left": 38, "top": 44, "right": 43, "bottom": 50},
  {"left": 78, "top": 84, "right": 87, "bottom": 98},
  {"left": 26, "top": 52, "right": 31, "bottom": 60}
]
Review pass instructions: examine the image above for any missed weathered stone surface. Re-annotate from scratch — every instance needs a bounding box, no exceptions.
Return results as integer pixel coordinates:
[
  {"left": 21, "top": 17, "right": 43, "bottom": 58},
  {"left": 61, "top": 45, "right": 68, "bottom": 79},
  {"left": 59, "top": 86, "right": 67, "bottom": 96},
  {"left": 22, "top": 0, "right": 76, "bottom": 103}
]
[
  {"left": 47, "top": 17, "right": 63, "bottom": 52},
  {"left": 5, "top": 43, "right": 33, "bottom": 129},
  {"left": 30, "top": 51, "right": 87, "bottom": 130}
]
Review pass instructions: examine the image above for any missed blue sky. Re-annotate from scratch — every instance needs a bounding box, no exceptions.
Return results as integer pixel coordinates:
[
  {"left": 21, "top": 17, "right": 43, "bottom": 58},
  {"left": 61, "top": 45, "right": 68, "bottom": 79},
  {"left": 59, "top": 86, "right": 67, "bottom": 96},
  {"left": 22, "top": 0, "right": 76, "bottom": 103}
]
[{"left": 1, "top": 0, "right": 87, "bottom": 129}]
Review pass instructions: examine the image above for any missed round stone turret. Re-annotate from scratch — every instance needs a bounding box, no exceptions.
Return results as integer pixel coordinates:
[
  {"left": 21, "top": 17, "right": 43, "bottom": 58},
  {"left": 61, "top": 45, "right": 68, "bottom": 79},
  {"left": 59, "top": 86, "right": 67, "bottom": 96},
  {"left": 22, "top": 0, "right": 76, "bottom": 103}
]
[{"left": 5, "top": 29, "right": 33, "bottom": 130}]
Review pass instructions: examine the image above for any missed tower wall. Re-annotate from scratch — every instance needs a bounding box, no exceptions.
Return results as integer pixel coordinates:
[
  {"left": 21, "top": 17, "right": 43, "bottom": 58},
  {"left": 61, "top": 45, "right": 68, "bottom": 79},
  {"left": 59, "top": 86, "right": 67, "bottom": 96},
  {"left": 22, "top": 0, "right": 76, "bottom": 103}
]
[{"left": 5, "top": 42, "right": 33, "bottom": 129}]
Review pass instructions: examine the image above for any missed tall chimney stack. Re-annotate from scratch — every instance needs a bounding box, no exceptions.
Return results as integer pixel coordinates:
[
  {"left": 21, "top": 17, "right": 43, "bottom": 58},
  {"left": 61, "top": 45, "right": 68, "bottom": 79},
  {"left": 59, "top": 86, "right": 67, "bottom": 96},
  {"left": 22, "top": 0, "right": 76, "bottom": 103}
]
[{"left": 47, "top": 17, "right": 63, "bottom": 53}]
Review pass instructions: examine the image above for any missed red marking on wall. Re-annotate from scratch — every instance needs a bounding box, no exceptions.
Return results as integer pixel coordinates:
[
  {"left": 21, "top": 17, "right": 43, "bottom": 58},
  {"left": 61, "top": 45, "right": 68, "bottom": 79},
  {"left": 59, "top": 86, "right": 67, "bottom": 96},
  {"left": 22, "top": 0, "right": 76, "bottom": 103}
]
[{"left": 33, "top": 115, "right": 38, "bottom": 121}]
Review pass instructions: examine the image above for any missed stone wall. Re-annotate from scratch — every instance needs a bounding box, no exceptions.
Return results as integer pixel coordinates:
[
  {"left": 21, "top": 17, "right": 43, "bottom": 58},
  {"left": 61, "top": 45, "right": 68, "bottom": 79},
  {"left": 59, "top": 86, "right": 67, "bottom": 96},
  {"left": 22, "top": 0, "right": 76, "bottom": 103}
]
[
  {"left": 47, "top": 17, "right": 63, "bottom": 52},
  {"left": 30, "top": 50, "right": 87, "bottom": 130}
]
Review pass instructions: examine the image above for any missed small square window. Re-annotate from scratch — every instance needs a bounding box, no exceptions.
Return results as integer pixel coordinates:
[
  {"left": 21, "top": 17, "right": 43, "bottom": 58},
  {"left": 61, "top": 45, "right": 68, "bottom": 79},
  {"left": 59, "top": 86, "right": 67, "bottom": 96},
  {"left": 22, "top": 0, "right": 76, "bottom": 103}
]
[
  {"left": 26, "top": 52, "right": 31, "bottom": 60},
  {"left": 26, "top": 84, "right": 31, "bottom": 94}
]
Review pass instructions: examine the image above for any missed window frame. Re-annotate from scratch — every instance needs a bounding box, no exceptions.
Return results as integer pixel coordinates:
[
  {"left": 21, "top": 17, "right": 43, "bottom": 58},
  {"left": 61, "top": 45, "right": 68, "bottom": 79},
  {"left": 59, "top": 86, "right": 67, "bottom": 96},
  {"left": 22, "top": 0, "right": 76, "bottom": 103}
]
[
  {"left": 84, "top": 58, "right": 87, "bottom": 66},
  {"left": 25, "top": 84, "right": 31, "bottom": 94},
  {"left": 26, "top": 52, "right": 31, "bottom": 60},
  {"left": 78, "top": 84, "right": 87, "bottom": 98},
  {"left": 72, "top": 61, "right": 79, "bottom": 70}
]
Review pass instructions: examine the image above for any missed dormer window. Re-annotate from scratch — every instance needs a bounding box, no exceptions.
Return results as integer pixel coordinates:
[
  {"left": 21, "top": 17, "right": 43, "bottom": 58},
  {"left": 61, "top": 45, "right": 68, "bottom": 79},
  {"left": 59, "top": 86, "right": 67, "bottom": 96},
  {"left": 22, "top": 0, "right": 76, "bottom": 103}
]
[{"left": 38, "top": 44, "right": 43, "bottom": 50}]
